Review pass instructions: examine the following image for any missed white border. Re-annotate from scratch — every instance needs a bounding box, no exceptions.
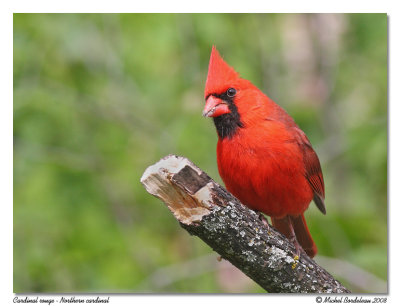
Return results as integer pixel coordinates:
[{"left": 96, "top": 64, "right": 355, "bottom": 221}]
[{"left": 2, "top": 1, "right": 398, "bottom": 305}]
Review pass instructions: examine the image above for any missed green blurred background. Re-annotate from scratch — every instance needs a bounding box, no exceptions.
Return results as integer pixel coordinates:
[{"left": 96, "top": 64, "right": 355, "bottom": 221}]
[{"left": 13, "top": 13, "right": 387, "bottom": 293}]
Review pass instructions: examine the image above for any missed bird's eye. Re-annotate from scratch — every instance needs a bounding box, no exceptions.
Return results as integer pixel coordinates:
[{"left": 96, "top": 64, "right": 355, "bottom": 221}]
[{"left": 227, "top": 88, "right": 237, "bottom": 97}]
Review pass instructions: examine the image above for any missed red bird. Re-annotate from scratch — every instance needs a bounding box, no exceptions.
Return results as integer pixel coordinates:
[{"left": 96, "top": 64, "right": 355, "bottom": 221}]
[{"left": 203, "top": 47, "right": 325, "bottom": 258}]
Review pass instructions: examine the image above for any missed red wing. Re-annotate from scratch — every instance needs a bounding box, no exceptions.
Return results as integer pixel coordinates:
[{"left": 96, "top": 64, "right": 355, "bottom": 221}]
[{"left": 294, "top": 128, "right": 326, "bottom": 214}]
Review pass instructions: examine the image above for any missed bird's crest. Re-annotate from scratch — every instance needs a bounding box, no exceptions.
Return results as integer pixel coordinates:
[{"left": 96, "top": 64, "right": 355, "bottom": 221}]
[{"left": 205, "top": 46, "right": 240, "bottom": 98}]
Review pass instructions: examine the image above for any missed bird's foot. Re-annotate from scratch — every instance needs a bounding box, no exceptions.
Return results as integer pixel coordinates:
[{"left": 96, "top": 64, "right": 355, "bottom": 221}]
[{"left": 290, "top": 236, "right": 302, "bottom": 259}]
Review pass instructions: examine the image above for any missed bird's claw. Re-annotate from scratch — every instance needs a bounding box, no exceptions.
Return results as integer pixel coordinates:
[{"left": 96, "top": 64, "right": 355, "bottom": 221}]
[{"left": 290, "top": 236, "right": 302, "bottom": 258}]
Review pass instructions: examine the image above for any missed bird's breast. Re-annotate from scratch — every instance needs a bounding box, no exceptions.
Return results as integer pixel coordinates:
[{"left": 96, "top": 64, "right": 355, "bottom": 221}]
[{"left": 216, "top": 130, "right": 313, "bottom": 218}]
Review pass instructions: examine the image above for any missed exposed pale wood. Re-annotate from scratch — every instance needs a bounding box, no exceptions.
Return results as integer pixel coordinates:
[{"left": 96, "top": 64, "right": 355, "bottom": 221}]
[{"left": 141, "top": 155, "right": 351, "bottom": 293}]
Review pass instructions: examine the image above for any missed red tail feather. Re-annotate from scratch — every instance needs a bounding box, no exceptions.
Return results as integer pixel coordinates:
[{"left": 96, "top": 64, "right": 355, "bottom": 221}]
[
  {"left": 290, "top": 214, "right": 317, "bottom": 258},
  {"left": 272, "top": 214, "right": 317, "bottom": 258}
]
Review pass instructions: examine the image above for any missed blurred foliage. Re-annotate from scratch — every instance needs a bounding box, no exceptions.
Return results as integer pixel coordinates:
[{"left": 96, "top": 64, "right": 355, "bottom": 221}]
[{"left": 13, "top": 13, "right": 387, "bottom": 293}]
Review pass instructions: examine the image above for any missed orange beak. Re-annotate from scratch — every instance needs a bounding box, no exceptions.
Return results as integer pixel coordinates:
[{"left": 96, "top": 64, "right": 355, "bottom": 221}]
[{"left": 203, "top": 96, "right": 230, "bottom": 117}]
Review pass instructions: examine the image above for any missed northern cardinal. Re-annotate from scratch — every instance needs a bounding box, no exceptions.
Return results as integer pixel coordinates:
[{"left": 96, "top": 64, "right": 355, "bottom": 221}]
[{"left": 203, "top": 47, "right": 325, "bottom": 258}]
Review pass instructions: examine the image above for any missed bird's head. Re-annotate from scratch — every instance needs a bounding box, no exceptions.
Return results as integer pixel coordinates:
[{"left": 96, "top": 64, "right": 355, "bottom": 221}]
[{"left": 203, "top": 46, "right": 264, "bottom": 139}]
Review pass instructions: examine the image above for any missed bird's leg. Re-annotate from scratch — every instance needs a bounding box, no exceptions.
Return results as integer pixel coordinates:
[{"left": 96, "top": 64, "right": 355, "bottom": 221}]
[
  {"left": 257, "top": 211, "right": 271, "bottom": 231},
  {"left": 287, "top": 217, "right": 301, "bottom": 258}
]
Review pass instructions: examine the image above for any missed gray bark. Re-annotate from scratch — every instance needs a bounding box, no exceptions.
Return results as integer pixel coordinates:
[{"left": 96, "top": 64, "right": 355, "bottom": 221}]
[{"left": 140, "top": 154, "right": 351, "bottom": 293}]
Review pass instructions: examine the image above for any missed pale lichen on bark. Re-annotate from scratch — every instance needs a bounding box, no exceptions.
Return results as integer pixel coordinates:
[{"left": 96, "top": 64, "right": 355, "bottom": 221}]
[{"left": 141, "top": 155, "right": 350, "bottom": 293}]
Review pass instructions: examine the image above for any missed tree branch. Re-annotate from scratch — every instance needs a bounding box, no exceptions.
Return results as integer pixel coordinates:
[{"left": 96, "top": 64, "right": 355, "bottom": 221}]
[{"left": 140, "top": 154, "right": 351, "bottom": 293}]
